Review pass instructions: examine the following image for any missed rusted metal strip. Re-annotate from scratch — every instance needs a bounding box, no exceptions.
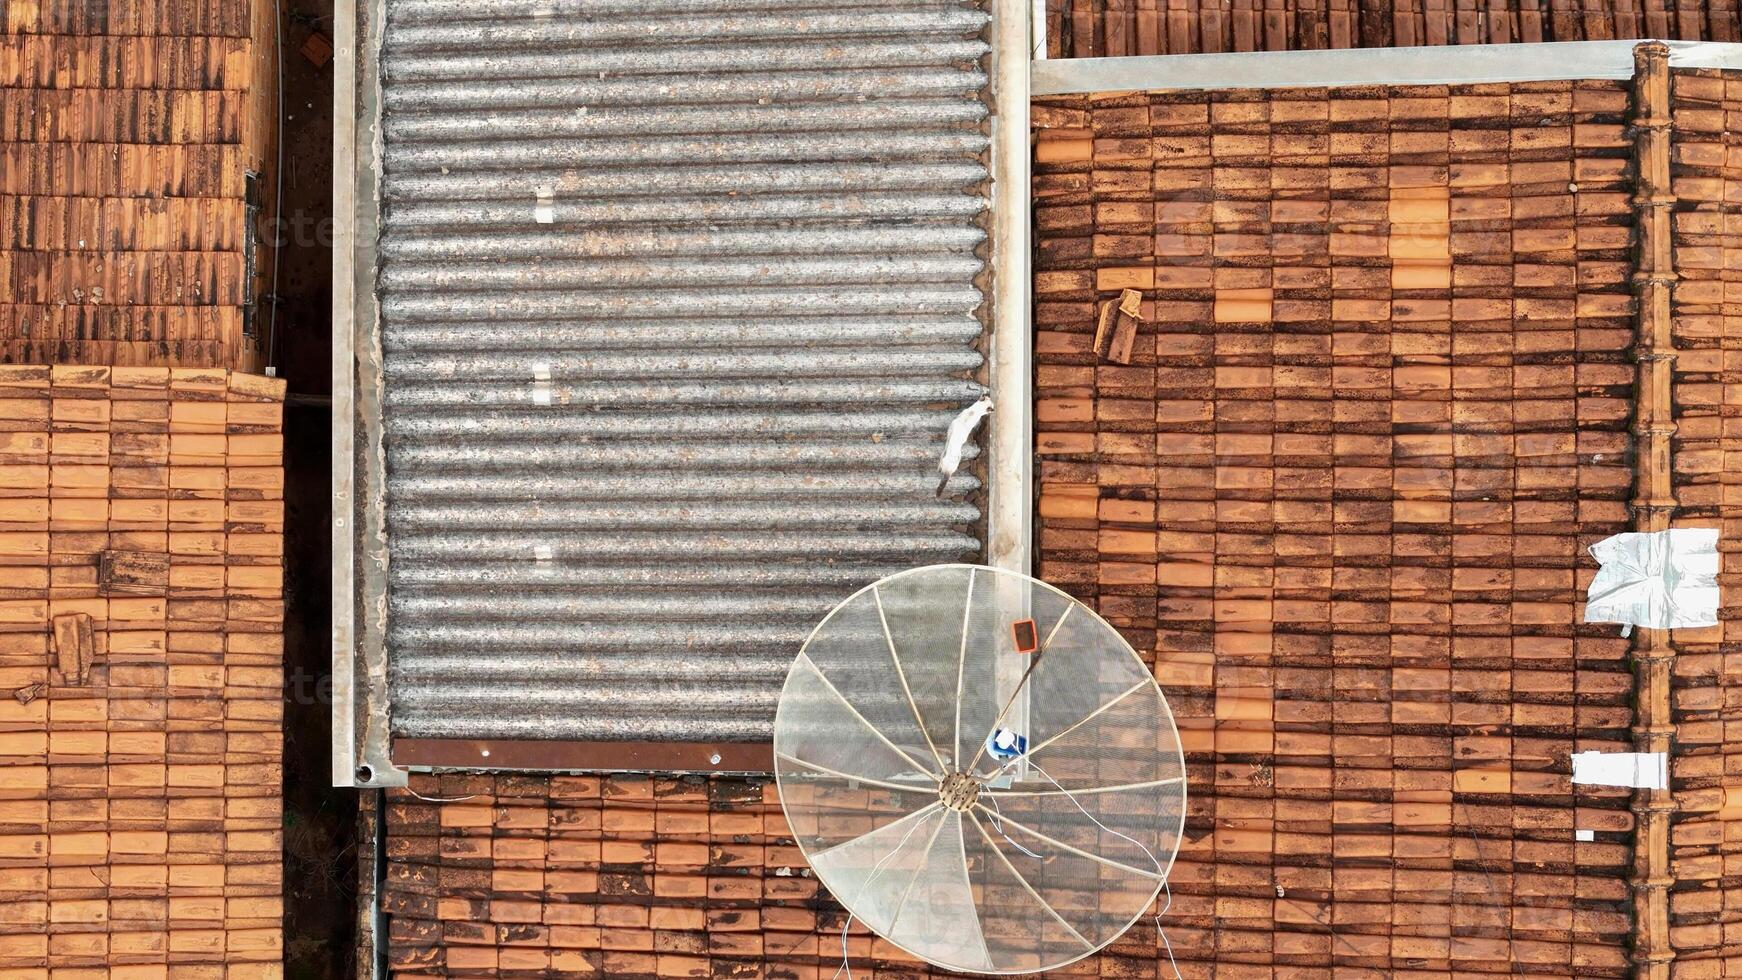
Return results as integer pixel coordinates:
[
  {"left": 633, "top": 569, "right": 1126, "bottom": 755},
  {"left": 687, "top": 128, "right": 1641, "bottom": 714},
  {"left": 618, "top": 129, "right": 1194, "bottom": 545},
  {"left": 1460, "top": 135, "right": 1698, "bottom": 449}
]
[
  {"left": 393, "top": 738, "right": 775, "bottom": 773},
  {"left": 1627, "top": 39, "right": 1677, "bottom": 980}
]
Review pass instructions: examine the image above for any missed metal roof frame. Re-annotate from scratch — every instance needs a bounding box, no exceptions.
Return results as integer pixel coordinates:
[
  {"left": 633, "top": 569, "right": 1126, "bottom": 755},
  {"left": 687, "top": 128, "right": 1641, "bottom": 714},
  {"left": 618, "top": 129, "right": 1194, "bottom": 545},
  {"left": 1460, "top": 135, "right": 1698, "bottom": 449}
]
[
  {"left": 1034, "top": 38, "right": 1742, "bottom": 95},
  {"left": 332, "top": 0, "right": 1035, "bottom": 787}
]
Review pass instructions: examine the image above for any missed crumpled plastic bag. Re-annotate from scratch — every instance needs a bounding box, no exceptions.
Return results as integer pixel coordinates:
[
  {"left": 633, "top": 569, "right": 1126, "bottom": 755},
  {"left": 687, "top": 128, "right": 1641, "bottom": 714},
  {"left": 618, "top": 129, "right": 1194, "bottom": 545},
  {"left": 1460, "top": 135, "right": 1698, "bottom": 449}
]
[
  {"left": 936, "top": 398, "right": 992, "bottom": 496},
  {"left": 1585, "top": 527, "right": 1720, "bottom": 632}
]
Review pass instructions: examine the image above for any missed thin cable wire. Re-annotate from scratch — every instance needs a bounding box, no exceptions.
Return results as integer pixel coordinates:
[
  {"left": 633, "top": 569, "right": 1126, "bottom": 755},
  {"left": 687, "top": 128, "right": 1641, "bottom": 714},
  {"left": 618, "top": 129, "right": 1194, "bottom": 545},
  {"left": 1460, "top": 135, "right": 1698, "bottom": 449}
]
[
  {"left": 401, "top": 787, "right": 477, "bottom": 804},
  {"left": 982, "top": 793, "right": 1044, "bottom": 859},
  {"left": 1027, "top": 760, "right": 1180, "bottom": 979},
  {"left": 1027, "top": 761, "right": 1161, "bottom": 874},
  {"left": 391, "top": 789, "right": 786, "bottom": 814},
  {"left": 1153, "top": 877, "right": 1181, "bottom": 980},
  {"left": 266, "top": 0, "right": 285, "bottom": 371},
  {"left": 1453, "top": 796, "right": 1516, "bottom": 967},
  {"left": 831, "top": 813, "right": 936, "bottom": 980}
]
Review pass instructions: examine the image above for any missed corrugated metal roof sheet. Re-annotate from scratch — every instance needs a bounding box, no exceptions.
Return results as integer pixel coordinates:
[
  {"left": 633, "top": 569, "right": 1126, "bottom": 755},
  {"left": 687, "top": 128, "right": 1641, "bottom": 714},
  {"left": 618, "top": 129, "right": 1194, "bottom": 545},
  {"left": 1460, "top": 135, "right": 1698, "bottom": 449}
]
[{"left": 373, "top": 0, "right": 995, "bottom": 743}]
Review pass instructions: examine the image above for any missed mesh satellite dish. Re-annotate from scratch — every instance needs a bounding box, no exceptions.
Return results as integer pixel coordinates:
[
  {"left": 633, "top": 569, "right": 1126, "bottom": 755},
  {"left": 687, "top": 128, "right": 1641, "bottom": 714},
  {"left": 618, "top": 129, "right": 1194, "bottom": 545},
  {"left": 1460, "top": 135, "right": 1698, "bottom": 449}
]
[{"left": 774, "top": 564, "right": 1186, "bottom": 975}]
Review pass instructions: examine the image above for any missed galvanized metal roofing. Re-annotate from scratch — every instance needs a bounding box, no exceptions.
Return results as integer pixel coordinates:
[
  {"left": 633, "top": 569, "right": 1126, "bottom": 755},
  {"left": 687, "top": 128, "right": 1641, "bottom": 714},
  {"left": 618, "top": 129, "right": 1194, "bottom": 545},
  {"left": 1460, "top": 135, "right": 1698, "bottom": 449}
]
[{"left": 372, "top": 0, "right": 994, "bottom": 744}]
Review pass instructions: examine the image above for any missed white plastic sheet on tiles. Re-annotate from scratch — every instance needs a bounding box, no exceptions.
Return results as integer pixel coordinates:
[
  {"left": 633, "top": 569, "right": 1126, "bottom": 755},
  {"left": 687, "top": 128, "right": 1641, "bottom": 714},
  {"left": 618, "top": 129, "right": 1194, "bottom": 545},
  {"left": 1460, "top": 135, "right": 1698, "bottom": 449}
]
[
  {"left": 1584, "top": 528, "right": 1721, "bottom": 633},
  {"left": 375, "top": 0, "right": 993, "bottom": 743},
  {"left": 1571, "top": 751, "right": 1669, "bottom": 790}
]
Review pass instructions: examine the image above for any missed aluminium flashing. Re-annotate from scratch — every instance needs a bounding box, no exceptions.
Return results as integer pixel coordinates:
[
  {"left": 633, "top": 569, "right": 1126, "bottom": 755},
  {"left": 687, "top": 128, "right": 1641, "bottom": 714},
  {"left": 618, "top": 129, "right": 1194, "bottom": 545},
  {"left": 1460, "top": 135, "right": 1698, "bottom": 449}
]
[
  {"left": 332, "top": 0, "right": 354, "bottom": 788},
  {"left": 1031, "top": 38, "right": 1742, "bottom": 95},
  {"left": 988, "top": 0, "right": 1032, "bottom": 576},
  {"left": 334, "top": 0, "right": 404, "bottom": 789}
]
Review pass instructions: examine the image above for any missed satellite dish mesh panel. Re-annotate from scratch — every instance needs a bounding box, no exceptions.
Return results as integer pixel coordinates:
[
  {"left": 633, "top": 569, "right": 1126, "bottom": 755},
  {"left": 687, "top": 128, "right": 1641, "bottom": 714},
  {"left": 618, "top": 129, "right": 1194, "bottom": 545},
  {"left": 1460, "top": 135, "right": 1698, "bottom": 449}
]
[{"left": 774, "top": 564, "right": 1186, "bottom": 975}]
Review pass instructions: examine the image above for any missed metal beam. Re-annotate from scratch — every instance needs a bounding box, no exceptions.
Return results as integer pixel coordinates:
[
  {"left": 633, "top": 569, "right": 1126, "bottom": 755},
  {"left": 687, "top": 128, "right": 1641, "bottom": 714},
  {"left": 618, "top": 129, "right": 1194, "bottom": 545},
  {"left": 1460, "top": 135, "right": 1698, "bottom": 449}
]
[
  {"left": 1032, "top": 39, "right": 1742, "bottom": 96},
  {"left": 394, "top": 738, "right": 776, "bottom": 773},
  {"left": 989, "top": 0, "right": 1034, "bottom": 576},
  {"left": 333, "top": 0, "right": 404, "bottom": 789},
  {"left": 329, "top": 0, "right": 358, "bottom": 789}
]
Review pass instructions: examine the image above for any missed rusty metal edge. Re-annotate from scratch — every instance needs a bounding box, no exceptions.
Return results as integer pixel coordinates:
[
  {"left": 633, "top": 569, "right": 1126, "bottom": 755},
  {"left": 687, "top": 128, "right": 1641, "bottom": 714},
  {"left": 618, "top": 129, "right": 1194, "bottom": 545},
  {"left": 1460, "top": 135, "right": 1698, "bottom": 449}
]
[{"left": 393, "top": 738, "right": 776, "bottom": 774}]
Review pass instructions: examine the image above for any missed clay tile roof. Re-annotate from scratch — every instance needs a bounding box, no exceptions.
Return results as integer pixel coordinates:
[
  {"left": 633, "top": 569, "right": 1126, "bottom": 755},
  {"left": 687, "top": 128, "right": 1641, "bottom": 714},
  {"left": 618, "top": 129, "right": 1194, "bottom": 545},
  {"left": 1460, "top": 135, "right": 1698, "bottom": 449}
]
[
  {"left": 0, "top": 366, "right": 287, "bottom": 978},
  {"left": 1035, "top": 75, "right": 1642, "bottom": 975},
  {"left": 1042, "top": 0, "right": 1741, "bottom": 57},
  {"left": 0, "top": 0, "right": 274, "bottom": 369}
]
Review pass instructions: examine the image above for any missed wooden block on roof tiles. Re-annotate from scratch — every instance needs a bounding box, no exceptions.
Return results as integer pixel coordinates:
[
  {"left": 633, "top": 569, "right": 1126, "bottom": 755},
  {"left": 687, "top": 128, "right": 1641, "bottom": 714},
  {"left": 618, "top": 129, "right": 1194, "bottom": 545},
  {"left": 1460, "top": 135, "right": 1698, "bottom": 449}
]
[
  {"left": 49, "top": 463, "right": 109, "bottom": 499},
  {"left": 99, "top": 551, "right": 168, "bottom": 596},
  {"left": 1095, "top": 266, "right": 1154, "bottom": 292},
  {"left": 169, "top": 369, "right": 229, "bottom": 400},
  {"left": 168, "top": 433, "right": 228, "bottom": 466},
  {"left": 110, "top": 368, "right": 170, "bottom": 398},
  {"left": 225, "top": 467, "right": 281, "bottom": 499},
  {"left": 170, "top": 499, "right": 227, "bottom": 529},
  {"left": 48, "top": 430, "right": 108, "bottom": 463},
  {"left": 0, "top": 398, "right": 50, "bottom": 432},
  {"left": 224, "top": 403, "right": 281, "bottom": 433},
  {"left": 168, "top": 402, "right": 228, "bottom": 434},
  {"left": 224, "top": 566, "right": 281, "bottom": 595},
  {"left": 50, "top": 399, "right": 110, "bottom": 431},
  {"left": 51, "top": 612, "right": 93, "bottom": 685},
  {"left": 226, "top": 373, "right": 285, "bottom": 404},
  {"left": 1393, "top": 261, "right": 1453, "bottom": 290},
  {"left": 1214, "top": 288, "right": 1274, "bottom": 323},
  {"left": 0, "top": 366, "right": 52, "bottom": 392},
  {"left": 112, "top": 404, "right": 172, "bottom": 435},
  {"left": 50, "top": 366, "right": 109, "bottom": 392}
]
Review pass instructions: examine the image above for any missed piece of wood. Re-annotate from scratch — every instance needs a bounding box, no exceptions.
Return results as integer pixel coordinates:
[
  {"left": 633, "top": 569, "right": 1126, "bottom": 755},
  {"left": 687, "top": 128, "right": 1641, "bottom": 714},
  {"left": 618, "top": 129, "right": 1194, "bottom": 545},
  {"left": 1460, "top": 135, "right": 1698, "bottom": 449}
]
[
  {"left": 1092, "top": 297, "right": 1119, "bottom": 358},
  {"left": 1087, "top": 287, "right": 1142, "bottom": 363},
  {"left": 1093, "top": 288, "right": 1146, "bottom": 364},
  {"left": 98, "top": 550, "right": 169, "bottom": 596},
  {"left": 1117, "top": 286, "right": 1143, "bottom": 319},
  {"left": 1106, "top": 318, "right": 1137, "bottom": 364},
  {"left": 51, "top": 612, "right": 93, "bottom": 685},
  {"left": 299, "top": 31, "right": 333, "bottom": 68}
]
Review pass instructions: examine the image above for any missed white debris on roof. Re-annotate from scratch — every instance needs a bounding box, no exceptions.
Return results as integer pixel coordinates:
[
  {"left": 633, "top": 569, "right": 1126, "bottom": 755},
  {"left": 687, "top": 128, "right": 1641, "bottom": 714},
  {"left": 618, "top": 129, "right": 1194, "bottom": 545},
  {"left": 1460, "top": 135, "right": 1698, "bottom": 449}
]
[
  {"left": 1571, "top": 751, "right": 1668, "bottom": 790},
  {"left": 936, "top": 397, "right": 992, "bottom": 496},
  {"left": 1584, "top": 527, "right": 1720, "bottom": 633}
]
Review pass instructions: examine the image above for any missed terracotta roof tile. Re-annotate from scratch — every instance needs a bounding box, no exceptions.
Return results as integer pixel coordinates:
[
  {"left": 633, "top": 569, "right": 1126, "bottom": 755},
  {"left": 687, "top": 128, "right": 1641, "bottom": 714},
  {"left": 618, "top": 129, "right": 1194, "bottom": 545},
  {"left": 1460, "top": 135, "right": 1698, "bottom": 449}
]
[
  {"left": 1667, "top": 65, "right": 1742, "bottom": 977},
  {"left": 0, "top": 366, "right": 286, "bottom": 979},
  {"left": 1042, "top": 0, "right": 1741, "bottom": 57},
  {"left": 1034, "top": 78, "right": 1641, "bottom": 975},
  {"left": 0, "top": 0, "right": 273, "bottom": 369}
]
